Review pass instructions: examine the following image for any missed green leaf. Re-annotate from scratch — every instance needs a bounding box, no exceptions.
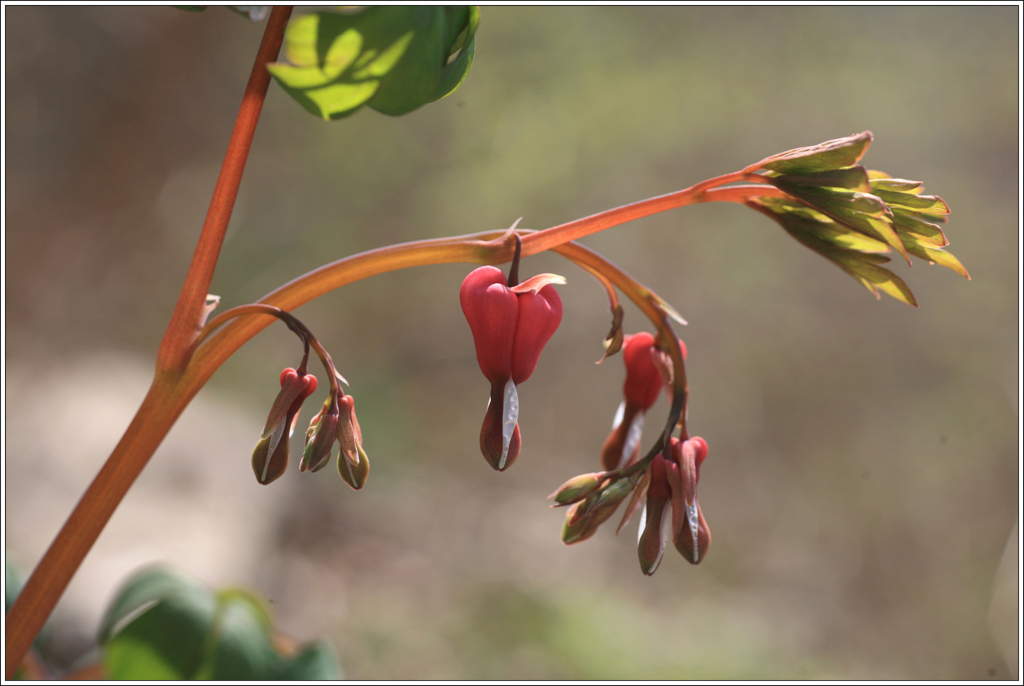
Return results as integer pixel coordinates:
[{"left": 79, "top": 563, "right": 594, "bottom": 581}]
[
  {"left": 99, "top": 565, "right": 211, "bottom": 644},
  {"left": 269, "top": 6, "right": 479, "bottom": 120},
  {"left": 766, "top": 165, "right": 871, "bottom": 192},
  {"left": 891, "top": 212, "right": 949, "bottom": 248},
  {"left": 872, "top": 188, "right": 950, "bottom": 215},
  {"left": 434, "top": 29, "right": 476, "bottom": 101},
  {"left": 198, "top": 590, "right": 280, "bottom": 680},
  {"left": 99, "top": 565, "right": 344, "bottom": 680},
  {"left": 758, "top": 131, "right": 873, "bottom": 174},
  {"left": 895, "top": 227, "right": 970, "bottom": 279},
  {"left": 867, "top": 174, "right": 924, "bottom": 193},
  {"left": 833, "top": 254, "right": 918, "bottom": 306},
  {"left": 768, "top": 181, "right": 910, "bottom": 262},
  {"left": 102, "top": 577, "right": 217, "bottom": 679},
  {"left": 433, "top": 6, "right": 479, "bottom": 101},
  {"left": 747, "top": 197, "right": 917, "bottom": 306}
]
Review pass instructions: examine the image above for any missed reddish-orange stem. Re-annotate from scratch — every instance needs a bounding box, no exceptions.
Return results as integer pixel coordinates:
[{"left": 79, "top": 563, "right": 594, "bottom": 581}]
[
  {"left": 520, "top": 172, "right": 771, "bottom": 255},
  {"left": 155, "top": 5, "right": 292, "bottom": 377},
  {"left": 4, "top": 8, "right": 292, "bottom": 678}
]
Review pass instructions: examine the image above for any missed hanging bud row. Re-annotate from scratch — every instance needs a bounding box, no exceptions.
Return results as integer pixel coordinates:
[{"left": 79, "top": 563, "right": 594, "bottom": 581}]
[{"left": 242, "top": 305, "right": 370, "bottom": 489}]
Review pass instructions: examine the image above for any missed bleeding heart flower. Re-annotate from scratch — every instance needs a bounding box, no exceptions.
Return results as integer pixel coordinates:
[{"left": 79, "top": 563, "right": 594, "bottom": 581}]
[
  {"left": 600, "top": 332, "right": 687, "bottom": 471},
  {"left": 460, "top": 265, "right": 564, "bottom": 471}
]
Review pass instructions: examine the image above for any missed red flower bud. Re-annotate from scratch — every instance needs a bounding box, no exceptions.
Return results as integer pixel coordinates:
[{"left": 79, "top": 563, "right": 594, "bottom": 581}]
[
  {"left": 667, "top": 436, "right": 711, "bottom": 565},
  {"left": 622, "top": 332, "right": 687, "bottom": 410},
  {"left": 252, "top": 368, "right": 317, "bottom": 485},
  {"left": 460, "top": 266, "right": 563, "bottom": 470},
  {"left": 336, "top": 394, "right": 370, "bottom": 490},
  {"left": 301, "top": 397, "right": 338, "bottom": 474},
  {"left": 600, "top": 332, "right": 687, "bottom": 471},
  {"left": 637, "top": 454, "right": 674, "bottom": 575},
  {"left": 635, "top": 436, "right": 710, "bottom": 572}
]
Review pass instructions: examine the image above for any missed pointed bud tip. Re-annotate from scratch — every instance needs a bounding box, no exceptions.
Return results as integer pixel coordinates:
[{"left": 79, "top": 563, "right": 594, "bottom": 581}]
[{"left": 549, "top": 472, "right": 605, "bottom": 505}]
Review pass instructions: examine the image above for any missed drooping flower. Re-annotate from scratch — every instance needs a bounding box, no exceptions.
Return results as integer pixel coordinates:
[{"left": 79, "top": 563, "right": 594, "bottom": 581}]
[
  {"left": 600, "top": 332, "right": 687, "bottom": 471},
  {"left": 252, "top": 367, "right": 318, "bottom": 485},
  {"left": 636, "top": 436, "right": 710, "bottom": 574},
  {"left": 460, "top": 265, "right": 563, "bottom": 471}
]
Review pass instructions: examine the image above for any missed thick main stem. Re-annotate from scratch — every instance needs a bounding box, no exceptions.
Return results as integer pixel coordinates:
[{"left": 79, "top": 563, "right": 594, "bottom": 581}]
[
  {"left": 4, "top": 7, "right": 291, "bottom": 677},
  {"left": 155, "top": 5, "right": 292, "bottom": 376}
]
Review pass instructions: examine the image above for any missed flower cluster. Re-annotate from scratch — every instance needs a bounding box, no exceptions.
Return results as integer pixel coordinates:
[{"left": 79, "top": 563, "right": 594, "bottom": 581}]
[
  {"left": 547, "top": 328, "right": 712, "bottom": 574},
  {"left": 248, "top": 309, "right": 369, "bottom": 489}
]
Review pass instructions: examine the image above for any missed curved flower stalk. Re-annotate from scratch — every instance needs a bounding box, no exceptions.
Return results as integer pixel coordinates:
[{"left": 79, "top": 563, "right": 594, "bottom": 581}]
[{"left": 6, "top": 126, "right": 967, "bottom": 676}]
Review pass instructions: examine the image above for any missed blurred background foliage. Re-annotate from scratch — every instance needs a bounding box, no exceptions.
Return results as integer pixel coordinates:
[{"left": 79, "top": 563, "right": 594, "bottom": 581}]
[{"left": 4, "top": 5, "right": 1018, "bottom": 680}]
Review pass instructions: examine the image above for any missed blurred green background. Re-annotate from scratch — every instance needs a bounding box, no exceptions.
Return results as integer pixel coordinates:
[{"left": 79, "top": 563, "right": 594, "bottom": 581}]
[{"left": 4, "top": 5, "right": 1018, "bottom": 680}]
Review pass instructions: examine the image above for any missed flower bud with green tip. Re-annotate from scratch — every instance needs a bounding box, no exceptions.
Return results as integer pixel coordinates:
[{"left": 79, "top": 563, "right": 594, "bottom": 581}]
[
  {"left": 559, "top": 474, "right": 638, "bottom": 545},
  {"left": 336, "top": 395, "right": 369, "bottom": 490},
  {"left": 252, "top": 368, "right": 318, "bottom": 485},
  {"left": 301, "top": 397, "right": 339, "bottom": 474},
  {"left": 548, "top": 472, "right": 606, "bottom": 507}
]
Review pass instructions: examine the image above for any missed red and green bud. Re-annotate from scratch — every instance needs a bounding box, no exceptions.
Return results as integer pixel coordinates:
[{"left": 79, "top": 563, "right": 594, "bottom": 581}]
[
  {"left": 549, "top": 472, "right": 606, "bottom": 506},
  {"left": 668, "top": 436, "right": 711, "bottom": 565},
  {"left": 336, "top": 394, "right": 370, "bottom": 490},
  {"left": 637, "top": 454, "right": 674, "bottom": 575},
  {"left": 252, "top": 367, "right": 317, "bottom": 485},
  {"left": 460, "top": 265, "right": 563, "bottom": 471},
  {"left": 301, "top": 397, "right": 339, "bottom": 474},
  {"left": 559, "top": 474, "right": 638, "bottom": 545}
]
